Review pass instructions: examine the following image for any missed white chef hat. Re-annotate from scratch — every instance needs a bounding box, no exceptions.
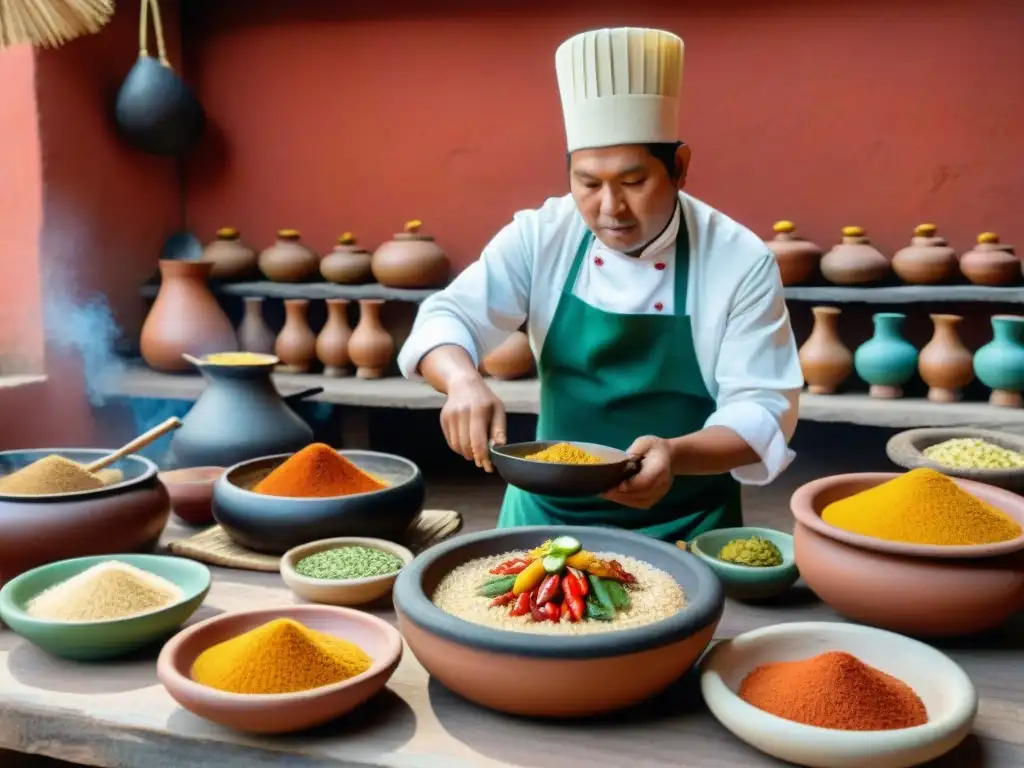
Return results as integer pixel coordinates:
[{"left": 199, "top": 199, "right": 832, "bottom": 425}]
[{"left": 555, "top": 27, "right": 684, "bottom": 152}]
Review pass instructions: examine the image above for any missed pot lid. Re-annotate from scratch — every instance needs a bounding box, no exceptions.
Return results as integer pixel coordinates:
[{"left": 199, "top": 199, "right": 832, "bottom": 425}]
[
  {"left": 334, "top": 232, "right": 370, "bottom": 253},
  {"left": 277, "top": 228, "right": 301, "bottom": 241},
  {"left": 394, "top": 219, "right": 434, "bottom": 241},
  {"left": 216, "top": 227, "right": 240, "bottom": 240}
]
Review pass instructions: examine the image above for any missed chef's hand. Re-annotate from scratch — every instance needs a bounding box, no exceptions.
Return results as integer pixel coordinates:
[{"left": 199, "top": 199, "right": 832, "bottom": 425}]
[
  {"left": 441, "top": 374, "right": 508, "bottom": 472},
  {"left": 602, "top": 436, "right": 673, "bottom": 509}
]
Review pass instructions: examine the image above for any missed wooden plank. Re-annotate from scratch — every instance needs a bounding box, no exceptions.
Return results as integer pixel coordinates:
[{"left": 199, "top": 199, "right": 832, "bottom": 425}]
[{"left": 140, "top": 281, "right": 438, "bottom": 303}]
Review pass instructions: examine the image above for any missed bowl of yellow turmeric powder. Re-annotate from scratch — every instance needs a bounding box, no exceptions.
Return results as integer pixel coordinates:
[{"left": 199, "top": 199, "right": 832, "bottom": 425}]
[
  {"left": 791, "top": 469, "right": 1024, "bottom": 636},
  {"left": 489, "top": 440, "right": 639, "bottom": 497},
  {"left": 886, "top": 427, "right": 1024, "bottom": 493}
]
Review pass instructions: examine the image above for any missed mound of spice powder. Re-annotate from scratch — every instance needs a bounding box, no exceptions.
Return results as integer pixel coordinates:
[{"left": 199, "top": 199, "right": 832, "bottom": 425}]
[
  {"left": 296, "top": 546, "right": 405, "bottom": 580},
  {"left": 525, "top": 442, "right": 602, "bottom": 464},
  {"left": 0, "top": 455, "right": 105, "bottom": 495},
  {"left": 252, "top": 443, "right": 386, "bottom": 498},
  {"left": 26, "top": 561, "right": 183, "bottom": 622},
  {"left": 739, "top": 651, "right": 928, "bottom": 731}
]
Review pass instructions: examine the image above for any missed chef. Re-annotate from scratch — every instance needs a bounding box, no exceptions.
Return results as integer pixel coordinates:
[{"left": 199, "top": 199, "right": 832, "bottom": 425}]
[{"left": 397, "top": 27, "right": 803, "bottom": 541}]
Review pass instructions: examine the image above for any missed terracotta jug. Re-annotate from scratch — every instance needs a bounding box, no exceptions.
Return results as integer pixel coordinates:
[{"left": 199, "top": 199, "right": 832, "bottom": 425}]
[
  {"left": 853, "top": 313, "right": 918, "bottom": 399},
  {"left": 481, "top": 331, "right": 534, "bottom": 380},
  {"left": 320, "top": 233, "right": 374, "bottom": 285},
  {"left": 798, "top": 306, "right": 853, "bottom": 394},
  {"left": 275, "top": 299, "right": 317, "bottom": 373},
  {"left": 765, "top": 220, "right": 823, "bottom": 286},
  {"left": 237, "top": 297, "right": 276, "bottom": 355},
  {"left": 959, "top": 232, "right": 1020, "bottom": 286},
  {"left": 316, "top": 299, "right": 353, "bottom": 377},
  {"left": 918, "top": 314, "right": 974, "bottom": 403},
  {"left": 820, "top": 226, "right": 891, "bottom": 286},
  {"left": 140, "top": 260, "right": 238, "bottom": 372},
  {"left": 258, "top": 229, "right": 320, "bottom": 282},
  {"left": 203, "top": 227, "right": 258, "bottom": 281},
  {"left": 349, "top": 299, "right": 395, "bottom": 378},
  {"left": 371, "top": 220, "right": 450, "bottom": 288},
  {"left": 974, "top": 315, "right": 1024, "bottom": 408},
  {"left": 891, "top": 224, "right": 959, "bottom": 285}
]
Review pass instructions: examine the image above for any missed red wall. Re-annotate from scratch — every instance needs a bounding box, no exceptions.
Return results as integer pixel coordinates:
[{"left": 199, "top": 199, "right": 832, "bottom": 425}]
[{"left": 185, "top": 0, "right": 1024, "bottom": 267}]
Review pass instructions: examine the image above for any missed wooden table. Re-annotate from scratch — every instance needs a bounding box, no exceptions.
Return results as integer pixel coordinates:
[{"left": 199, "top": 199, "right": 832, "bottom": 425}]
[{"left": 1, "top": 520, "right": 1021, "bottom": 768}]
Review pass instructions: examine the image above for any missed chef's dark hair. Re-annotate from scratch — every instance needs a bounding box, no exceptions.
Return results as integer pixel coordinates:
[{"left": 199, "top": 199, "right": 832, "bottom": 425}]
[{"left": 567, "top": 141, "right": 685, "bottom": 180}]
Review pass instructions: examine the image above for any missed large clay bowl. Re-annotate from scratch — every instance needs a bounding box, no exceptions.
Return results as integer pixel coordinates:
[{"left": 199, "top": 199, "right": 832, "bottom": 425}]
[
  {"left": 212, "top": 450, "right": 424, "bottom": 554},
  {"left": 791, "top": 473, "right": 1024, "bottom": 636},
  {"left": 393, "top": 525, "right": 724, "bottom": 717},
  {"left": 490, "top": 440, "right": 638, "bottom": 497},
  {"left": 886, "top": 428, "right": 1024, "bottom": 493},
  {"left": 0, "top": 449, "right": 171, "bottom": 589},
  {"left": 157, "top": 605, "right": 402, "bottom": 734}
]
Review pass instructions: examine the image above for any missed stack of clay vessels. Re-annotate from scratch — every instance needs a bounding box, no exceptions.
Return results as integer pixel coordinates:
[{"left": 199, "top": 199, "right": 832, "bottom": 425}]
[
  {"left": 275, "top": 299, "right": 317, "bottom": 373},
  {"left": 202, "top": 228, "right": 258, "bottom": 280},
  {"left": 348, "top": 299, "right": 395, "bottom": 378},
  {"left": 237, "top": 297, "right": 276, "bottom": 355},
  {"left": 959, "top": 233, "right": 1020, "bottom": 286},
  {"left": 798, "top": 306, "right": 853, "bottom": 394},
  {"left": 764, "top": 220, "right": 823, "bottom": 286},
  {"left": 891, "top": 224, "right": 959, "bottom": 285},
  {"left": 320, "top": 233, "right": 374, "bottom": 285},
  {"left": 819, "top": 226, "right": 890, "bottom": 285},
  {"left": 316, "top": 299, "right": 353, "bottom": 377},
  {"left": 918, "top": 314, "right": 974, "bottom": 403},
  {"left": 853, "top": 313, "right": 918, "bottom": 399},
  {"left": 974, "top": 315, "right": 1024, "bottom": 408},
  {"left": 372, "top": 220, "right": 450, "bottom": 289},
  {"left": 259, "top": 230, "right": 320, "bottom": 282},
  {"left": 481, "top": 331, "right": 534, "bottom": 380}
]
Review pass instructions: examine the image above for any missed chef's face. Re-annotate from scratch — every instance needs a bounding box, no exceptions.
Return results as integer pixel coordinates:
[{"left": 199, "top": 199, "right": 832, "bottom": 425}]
[{"left": 570, "top": 144, "right": 689, "bottom": 253}]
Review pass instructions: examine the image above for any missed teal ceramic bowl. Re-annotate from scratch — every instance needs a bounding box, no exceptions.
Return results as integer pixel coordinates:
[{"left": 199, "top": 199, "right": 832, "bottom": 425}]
[
  {"left": 688, "top": 527, "right": 798, "bottom": 601},
  {"left": 0, "top": 554, "right": 211, "bottom": 661}
]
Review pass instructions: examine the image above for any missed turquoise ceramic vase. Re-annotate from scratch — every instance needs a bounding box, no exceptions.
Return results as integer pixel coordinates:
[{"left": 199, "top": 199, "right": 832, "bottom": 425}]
[
  {"left": 854, "top": 313, "right": 919, "bottom": 399},
  {"left": 974, "top": 315, "right": 1024, "bottom": 408}
]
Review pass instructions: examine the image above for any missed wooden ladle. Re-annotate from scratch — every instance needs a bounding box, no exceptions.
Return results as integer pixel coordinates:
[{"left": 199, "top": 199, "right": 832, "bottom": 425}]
[{"left": 84, "top": 417, "right": 183, "bottom": 473}]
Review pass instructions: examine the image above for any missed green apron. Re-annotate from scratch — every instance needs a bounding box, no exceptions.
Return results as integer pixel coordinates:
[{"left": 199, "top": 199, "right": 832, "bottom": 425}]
[{"left": 497, "top": 215, "right": 742, "bottom": 542}]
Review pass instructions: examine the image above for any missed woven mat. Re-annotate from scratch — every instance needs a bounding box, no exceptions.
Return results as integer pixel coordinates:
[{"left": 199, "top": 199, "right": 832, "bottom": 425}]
[{"left": 167, "top": 509, "right": 462, "bottom": 572}]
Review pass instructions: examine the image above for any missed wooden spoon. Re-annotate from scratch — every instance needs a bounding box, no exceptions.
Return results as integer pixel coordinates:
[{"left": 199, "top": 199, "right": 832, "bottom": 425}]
[{"left": 84, "top": 417, "right": 183, "bottom": 473}]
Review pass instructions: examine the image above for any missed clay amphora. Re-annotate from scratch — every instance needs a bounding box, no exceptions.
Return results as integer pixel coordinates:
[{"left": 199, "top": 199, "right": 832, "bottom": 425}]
[
  {"left": 237, "top": 297, "right": 276, "bottom": 355},
  {"left": 798, "top": 306, "right": 853, "bottom": 394},
  {"left": 918, "top": 314, "right": 974, "bottom": 403},
  {"left": 203, "top": 227, "right": 258, "bottom": 281},
  {"left": 320, "top": 233, "right": 374, "bottom": 285},
  {"left": 316, "top": 299, "right": 353, "bottom": 377},
  {"left": 349, "top": 299, "right": 395, "bottom": 379},
  {"left": 820, "top": 226, "right": 891, "bottom": 286},
  {"left": 853, "top": 313, "right": 918, "bottom": 399},
  {"left": 275, "top": 299, "right": 317, "bottom": 373},
  {"left": 481, "top": 331, "right": 534, "bottom": 380},
  {"left": 371, "top": 220, "right": 450, "bottom": 288},
  {"left": 974, "top": 315, "right": 1024, "bottom": 408},
  {"left": 258, "top": 229, "right": 320, "bottom": 282},
  {"left": 765, "top": 220, "right": 823, "bottom": 286},
  {"left": 141, "top": 260, "right": 238, "bottom": 372},
  {"left": 891, "top": 224, "right": 958, "bottom": 285},
  {"left": 959, "top": 233, "right": 1020, "bottom": 286}
]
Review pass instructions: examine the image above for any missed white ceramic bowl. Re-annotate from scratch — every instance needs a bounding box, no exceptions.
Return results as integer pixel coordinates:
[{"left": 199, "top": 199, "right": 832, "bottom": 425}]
[
  {"left": 281, "top": 537, "right": 413, "bottom": 606},
  {"left": 700, "top": 621, "right": 977, "bottom": 768}
]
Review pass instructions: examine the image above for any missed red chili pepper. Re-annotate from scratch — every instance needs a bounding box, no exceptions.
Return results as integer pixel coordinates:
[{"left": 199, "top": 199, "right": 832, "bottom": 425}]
[
  {"left": 564, "top": 592, "right": 585, "bottom": 622},
  {"left": 540, "top": 602, "right": 560, "bottom": 622},
  {"left": 531, "top": 601, "right": 547, "bottom": 622},
  {"left": 489, "top": 558, "right": 529, "bottom": 575},
  {"left": 536, "top": 574, "right": 561, "bottom": 606},
  {"left": 566, "top": 567, "right": 589, "bottom": 598},
  {"left": 489, "top": 591, "right": 516, "bottom": 607},
  {"left": 509, "top": 591, "right": 531, "bottom": 617},
  {"left": 609, "top": 560, "right": 637, "bottom": 584}
]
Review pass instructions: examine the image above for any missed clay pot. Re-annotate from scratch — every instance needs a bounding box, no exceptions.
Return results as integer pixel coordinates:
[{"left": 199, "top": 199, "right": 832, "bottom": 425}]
[
  {"left": 891, "top": 223, "right": 959, "bottom": 285},
  {"left": 320, "top": 233, "right": 374, "bottom": 285},
  {"left": 141, "top": 260, "right": 239, "bottom": 373},
  {"left": 798, "top": 306, "right": 853, "bottom": 395},
  {"left": 237, "top": 297, "right": 276, "bottom": 355},
  {"left": 481, "top": 331, "right": 534, "bottom": 380},
  {"left": 918, "top": 314, "right": 974, "bottom": 403},
  {"left": 959, "top": 232, "right": 1020, "bottom": 286},
  {"left": 316, "top": 299, "right": 353, "bottom": 377},
  {"left": 371, "top": 220, "right": 450, "bottom": 288},
  {"left": 275, "top": 299, "right": 317, "bottom": 373},
  {"left": 853, "top": 313, "right": 918, "bottom": 399},
  {"left": 349, "top": 299, "right": 395, "bottom": 379},
  {"left": 203, "top": 227, "right": 258, "bottom": 281},
  {"left": 820, "top": 226, "right": 891, "bottom": 286},
  {"left": 974, "top": 315, "right": 1024, "bottom": 408},
  {"left": 258, "top": 229, "right": 320, "bottom": 283},
  {"left": 765, "top": 220, "right": 823, "bottom": 286}
]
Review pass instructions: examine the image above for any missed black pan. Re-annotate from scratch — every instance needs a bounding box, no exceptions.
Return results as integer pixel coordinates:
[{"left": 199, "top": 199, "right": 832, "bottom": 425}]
[{"left": 489, "top": 440, "right": 641, "bottom": 497}]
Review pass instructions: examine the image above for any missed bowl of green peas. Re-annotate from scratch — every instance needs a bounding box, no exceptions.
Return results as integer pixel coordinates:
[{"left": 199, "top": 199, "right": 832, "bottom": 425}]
[{"left": 281, "top": 537, "right": 414, "bottom": 606}]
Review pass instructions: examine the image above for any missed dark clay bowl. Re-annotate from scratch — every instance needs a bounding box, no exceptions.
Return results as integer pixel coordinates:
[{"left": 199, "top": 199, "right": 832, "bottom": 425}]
[
  {"left": 393, "top": 525, "right": 724, "bottom": 717},
  {"left": 490, "top": 441, "right": 638, "bottom": 497},
  {"left": 212, "top": 450, "right": 425, "bottom": 554},
  {"left": 887, "top": 428, "right": 1024, "bottom": 493},
  {"left": 0, "top": 449, "right": 171, "bottom": 589},
  {"left": 159, "top": 467, "right": 224, "bottom": 526}
]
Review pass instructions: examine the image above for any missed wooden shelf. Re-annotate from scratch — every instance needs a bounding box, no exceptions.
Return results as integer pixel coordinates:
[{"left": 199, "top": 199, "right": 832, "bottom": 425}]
[
  {"left": 103, "top": 364, "right": 1024, "bottom": 433},
  {"left": 140, "top": 281, "right": 438, "bottom": 303}
]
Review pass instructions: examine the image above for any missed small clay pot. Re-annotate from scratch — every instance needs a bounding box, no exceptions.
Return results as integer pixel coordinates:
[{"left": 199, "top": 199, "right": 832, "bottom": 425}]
[
  {"left": 481, "top": 332, "right": 534, "bottom": 380},
  {"left": 974, "top": 315, "right": 1024, "bottom": 408},
  {"left": 853, "top": 313, "right": 918, "bottom": 399},
  {"left": 798, "top": 306, "right": 853, "bottom": 395},
  {"left": 820, "top": 226, "right": 891, "bottom": 286},
  {"left": 203, "top": 227, "right": 258, "bottom": 281},
  {"left": 371, "top": 220, "right": 450, "bottom": 289},
  {"left": 349, "top": 299, "right": 395, "bottom": 379},
  {"left": 918, "top": 314, "right": 974, "bottom": 403},
  {"left": 316, "top": 299, "right": 353, "bottom": 377},
  {"left": 891, "top": 224, "right": 959, "bottom": 285},
  {"left": 320, "top": 233, "right": 374, "bottom": 285},
  {"left": 258, "top": 229, "right": 320, "bottom": 283},
  {"left": 765, "top": 220, "right": 823, "bottom": 286},
  {"left": 237, "top": 297, "right": 276, "bottom": 355},
  {"left": 275, "top": 299, "right": 317, "bottom": 373},
  {"left": 959, "top": 232, "right": 1020, "bottom": 286}
]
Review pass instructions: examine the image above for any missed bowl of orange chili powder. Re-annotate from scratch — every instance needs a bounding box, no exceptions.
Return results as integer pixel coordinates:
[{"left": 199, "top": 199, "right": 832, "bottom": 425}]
[{"left": 212, "top": 443, "right": 425, "bottom": 554}]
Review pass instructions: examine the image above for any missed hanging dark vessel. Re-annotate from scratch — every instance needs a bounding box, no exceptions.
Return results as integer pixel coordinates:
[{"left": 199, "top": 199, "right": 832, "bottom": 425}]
[{"left": 115, "top": 0, "right": 205, "bottom": 157}]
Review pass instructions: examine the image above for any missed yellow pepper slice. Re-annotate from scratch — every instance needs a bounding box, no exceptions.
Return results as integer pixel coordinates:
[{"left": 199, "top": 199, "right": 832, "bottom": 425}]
[
  {"left": 565, "top": 550, "right": 595, "bottom": 570},
  {"left": 512, "top": 558, "right": 547, "bottom": 594}
]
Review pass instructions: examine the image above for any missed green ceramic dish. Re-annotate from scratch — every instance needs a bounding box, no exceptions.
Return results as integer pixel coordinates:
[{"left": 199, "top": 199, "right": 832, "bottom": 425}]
[
  {"left": 688, "top": 527, "right": 799, "bottom": 601},
  {"left": 0, "top": 553, "right": 211, "bottom": 661}
]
